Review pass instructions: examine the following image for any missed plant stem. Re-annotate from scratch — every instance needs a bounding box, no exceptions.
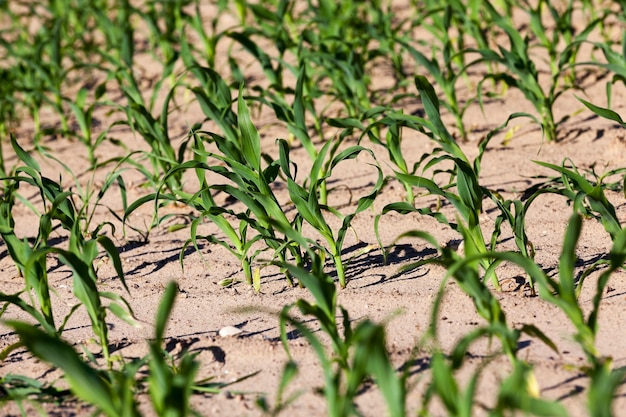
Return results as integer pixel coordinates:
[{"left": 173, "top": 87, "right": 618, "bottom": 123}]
[
  {"left": 542, "top": 103, "right": 557, "bottom": 142},
  {"left": 334, "top": 253, "right": 346, "bottom": 288},
  {"left": 242, "top": 257, "right": 252, "bottom": 285}
]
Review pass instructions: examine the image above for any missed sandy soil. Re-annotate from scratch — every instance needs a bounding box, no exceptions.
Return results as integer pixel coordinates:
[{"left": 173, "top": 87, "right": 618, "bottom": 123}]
[{"left": 2, "top": 2, "right": 626, "bottom": 416}]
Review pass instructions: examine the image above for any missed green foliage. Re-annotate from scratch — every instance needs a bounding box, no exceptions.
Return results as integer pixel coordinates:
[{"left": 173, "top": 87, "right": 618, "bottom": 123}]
[
  {"left": 5, "top": 320, "right": 138, "bottom": 417},
  {"left": 3, "top": 282, "right": 230, "bottom": 417},
  {"left": 279, "top": 135, "right": 383, "bottom": 288},
  {"left": 468, "top": 0, "right": 602, "bottom": 142},
  {"left": 0, "top": 137, "right": 136, "bottom": 366},
  {"left": 279, "top": 256, "right": 406, "bottom": 417},
  {"left": 2, "top": 0, "right": 626, "bottom": 415},
  {"left": 375, "top": 76, "right": 503, "bottom": 287}
]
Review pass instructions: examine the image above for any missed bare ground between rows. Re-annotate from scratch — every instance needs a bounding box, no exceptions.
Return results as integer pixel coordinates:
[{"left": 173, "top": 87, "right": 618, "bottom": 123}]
[
  {"left": 3, "top": 5, "right": 626, "bottom": 415},
  {"left": 2, "top": 113, "right": 626, "bottom": 416}
]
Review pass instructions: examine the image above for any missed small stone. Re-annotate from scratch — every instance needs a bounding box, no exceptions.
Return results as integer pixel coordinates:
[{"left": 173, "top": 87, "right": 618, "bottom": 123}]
[{"left": 219, "top": 326, "right": 243, "bottom": 337}]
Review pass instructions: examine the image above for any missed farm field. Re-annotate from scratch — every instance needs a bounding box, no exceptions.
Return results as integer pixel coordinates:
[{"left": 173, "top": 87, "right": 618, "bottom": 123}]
[{"left": 1, "top": 1, "right": 626, "bottom": 416}]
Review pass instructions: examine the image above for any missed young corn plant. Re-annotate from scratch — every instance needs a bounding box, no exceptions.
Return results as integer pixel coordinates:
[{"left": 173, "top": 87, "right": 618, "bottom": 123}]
[
  {"left": 65, "top": 84, "right": 111, "bottom": 168},
  {"left": 143, "top": 132, "right": 270, "bottom": 287},
  {"left": 3, "top": 320, "right": 143, "bottom": 417},
  {"left": 399, "top": 229, "right": 557, "bottom": 366},
  {"left": 375, "top": 76, "right": 499, "bottom": 287},
  {"left": 228, "top": 0, "right": 298, "bottom": 92},
  {"left": 147, "top": 281, "right": 199, "bottom": 417},
  {"left": 376, "top": 75, "right": 545, "bottom": 288},
  {"left": 255, "top": 361, "right": 301, "bottom": 416},
  {"left": 0, "top": 33, "right": 59, "bottom": 140},
  {"left": 459, "top": 213, "right": 626, "bottom": 416},
  {"left": 525, "top": 0, "right": 604, "bottom": 87},
  {"left": 0, "top": 68, "right": 19, "bottom": 137},
  {"left": 92, "top": 0, "right": 135, "bottom": 71},
  {"left": 278, "top": 135, "right": 383, "bottom": 288},
  {"left": 127, "top": 87, "right": 307, "bottom": 287},
  {"left": 259, "top": 60, "right": 368, "bottom": 206},
  {"left": 3, "top": 282, "right": 228, "bottom": 417},
  {"left": 0, "top": 137, "right": 91, "bottom": 335},
  {"left": 282, "top": 0, "right": 398, "bottom": 119},
  {"left": 423, "top": 352, "right": 568, "bottom": 417},
  {"left": 401, "top": 1, "right": 479, "bottom": 140},
  {"left": 0, "top": 137, "right": 136, "bottom": 367},
  {"left": 138, "top": 0, "right": 187, "bottom": 79},
  {"left": 398, "top": 38, "right": 474, "bottom": 141},
  {"left": 516, "top": 156, "right": 626, "bottom": 296},
  {"left": 349, "top": 105, "right": 440, "bottom": 204},
  {"left": 578, "top": 31, "right": 626, "bottom": 109},
  {"left": 0, "top": 172, "right": 56, "bottom": 334},
  {"left": 113, "top": 69, "right": 188, "bottom": 193},
  {"left": 180, "top": 0, "right": 231, "bottom": 69},
  {"left": 279, "top": 255, "right": 406, "bottom": 417},
  {"left": 530, "top": 158, "right": 623, "bottom": 242},
  {"left": 412, "top": 217, "right": 624, "bottom": 416},
  {"left": 469, "top": 0, "right": 601, "bottom": 142}
]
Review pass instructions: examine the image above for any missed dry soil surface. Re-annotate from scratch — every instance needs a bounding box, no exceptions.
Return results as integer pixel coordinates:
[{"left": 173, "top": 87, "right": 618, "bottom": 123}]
[{"left": 2, "top": 4, "right": 626, "bottom": 417}]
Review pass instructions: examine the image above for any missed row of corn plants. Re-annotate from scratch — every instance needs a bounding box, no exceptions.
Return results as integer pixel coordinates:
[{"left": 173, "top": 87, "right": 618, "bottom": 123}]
[{"left": 2, "top": 0, "right": 626, "bottom": 415}]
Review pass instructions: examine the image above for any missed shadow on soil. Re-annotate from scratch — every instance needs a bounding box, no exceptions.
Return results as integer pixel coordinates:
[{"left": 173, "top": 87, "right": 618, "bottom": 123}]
[{"left": 340, "top": 242, "right": 437, "bottom": 287}]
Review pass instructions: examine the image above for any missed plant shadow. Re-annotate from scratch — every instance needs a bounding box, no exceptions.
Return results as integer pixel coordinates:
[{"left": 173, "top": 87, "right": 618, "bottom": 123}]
[{"left": 339, "top": 243, "right": 437, "bottom": 287}]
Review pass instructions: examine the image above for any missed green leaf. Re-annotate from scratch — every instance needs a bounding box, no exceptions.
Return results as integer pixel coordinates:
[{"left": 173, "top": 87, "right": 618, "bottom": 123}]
[
  {"left": 10, "top": 135, "right": 40, "bottom": 172},
  {"left": 237, "top": 87, "right": 261, "bottom": 172},
  {"left": 155, "top": 282, "right": 178, "bottom": 343},
  {"left": 576, "top": 95, "right": 626, "bottom": 127},
  {"left": 4, "top": 321, "right": 117, "bottom": 416}
]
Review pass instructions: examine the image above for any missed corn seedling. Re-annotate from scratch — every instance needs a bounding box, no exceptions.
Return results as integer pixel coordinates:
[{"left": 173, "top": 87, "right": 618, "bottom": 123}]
[
  {"left": 114, "top": 71, "right": 188, "bottom": 193},
  {"left": 0, "top": 137, "right": 135, "bottom": 367},
  {"left": 65, "top": 85, "right": 110, "bottom": 168},
  {"left": 401, "top": 1, "right": 478, "bottom": 140},
  {"left": 278, "top": 135, "right": 383, "bottom": 288},
  {"left": 128, "top": 88, "right": 307, "bottom": 286},
  {"left": 575, "top": 30, "right": 626, "bottom": 109},
  {"left": 448, "top": 213, "right": 626, "bottom": 378},
  {"left": 231, "top": 0, "right": 298, "bottom": 84},
  {"left": 139, "top": 0, "right": 187, "bottom": 75},
  {"left": 181, "top": 1, "right": 231, "bottom": 69},
  {"left": 470, "top": 0, "right": 600, "bottom": 142},
  {"left": 296, "top": 2, "right": 371, "bottom": 118},
  {"left": 0, "top": 68, "right": 19, "bottom": 137},
  {"left": 279, "top": 256, "right": 406, "bottom": 417},
  {"left": 0, "top": 137, "right": 69, "bottom": 334},
  {"left": 0, "top": 34, "right": 58, "bottom": 139},
  {"left": 531, "top": 159, "right": 623, "bottom": 241},
  {"left": 376, "top": 76, "right": 500, "bottom": 287},
  {"left": 417, "top": 212, "right": 625, "bottom": 415},
  {"left": 4, "top": 320, "right": 143, "bottom": 417},
  {"left": 526, "top": 0, "right": 604, "bottom": 87},
  {"left": 398, "top": 230, "right": 556, "bottom": 365},
  {"left": 245, "top": 62, "right": 318, "bottom": 172},
  {"left": 0, "top": 374, "right": 70, "bottom": 414},
  {"left": 3, "top": 281, "right": 230, "bottom": 417},
  {"left": 422, "top": 351, "right": 568, "bottom": 417},
  {"left": 3, "top": 1, "right": 626, "bottom": 415},
  {"left": 147, "top": 136, "right": 268, "bottom": 286},
  {"left": 147, "top": 281, "right": 198, "bottom": 417},
  {"left": 255, "top": 360, "right": 301, "bottom": 417},
  {"left": 91, "top": 0, "right": 134, "bottom": 70}
]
